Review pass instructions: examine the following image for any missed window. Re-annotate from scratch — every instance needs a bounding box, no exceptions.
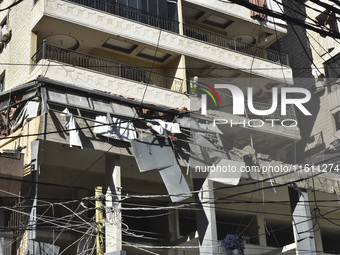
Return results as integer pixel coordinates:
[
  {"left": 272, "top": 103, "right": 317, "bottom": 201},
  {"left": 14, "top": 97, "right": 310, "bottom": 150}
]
[
  {"left": 324, "top": 53, "right": 340, "bottom": 92},
  {"left": 167, "top": 1, "right": 178, "bottom": 21},
  {"left": 0, "top": 72, "right": 5, "bottom": 92},
  {"left": 333, "top": 111, "right": 340, "bottom": 131},
  {"left": 325, "top": 54, "right": 340, "bottom": 79},
  {"left": 115, "top": 0, "right": 178, "bottom": 21}
]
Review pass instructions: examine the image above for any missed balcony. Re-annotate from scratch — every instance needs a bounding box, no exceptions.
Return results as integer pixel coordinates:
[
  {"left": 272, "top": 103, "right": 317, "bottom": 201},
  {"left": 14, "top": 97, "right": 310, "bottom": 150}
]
[
  {"left": 62, "top": 0, "right": 179, "bottom": 33},
  {"left": 245, "top": 102, "right": 297, "bottom": 122},
  {"left": 31, "top": 43, "right": 184, "bottom": 92},
  {"left": 183, "top": 24, "right": 289, "bottom": 66},
  {"left": 31, "top": 0, "right": 293, "bottom": 83}
]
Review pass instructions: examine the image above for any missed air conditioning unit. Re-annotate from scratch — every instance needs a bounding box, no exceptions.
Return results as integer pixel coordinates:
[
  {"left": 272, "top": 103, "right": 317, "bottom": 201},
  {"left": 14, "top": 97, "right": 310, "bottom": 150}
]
[{"left": 1, "top": 25, "right": 11, "bottom": 42}]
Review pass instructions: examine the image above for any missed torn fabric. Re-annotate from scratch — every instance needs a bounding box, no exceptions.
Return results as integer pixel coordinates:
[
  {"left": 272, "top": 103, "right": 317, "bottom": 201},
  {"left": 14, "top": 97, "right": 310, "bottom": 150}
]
[
  {"left": 60, "top": 108, "right": 83, "bottom": 148},
  {"left": 94, "top": 115, "right": 137, "bottom": 141},
  {"left": 147, "top": 119, "right": 181, "bottom": 135},
  {"left": 11, "top": 101, "right": 40, "bottom": 131},
  {"left": 155, "top": 119, "right": 181, "bottom": 133},
  {"left": 112, "top": 117, "right": 137, "bottom": 141},
  {"left": 66, "top": 113, "right": 83, "bottom": 149},
  {"left": 93, "top": 115, "right": 111, "bottom": 135},
  {"left": 146, "top": 122, "right": 164, "bottom": 135}
]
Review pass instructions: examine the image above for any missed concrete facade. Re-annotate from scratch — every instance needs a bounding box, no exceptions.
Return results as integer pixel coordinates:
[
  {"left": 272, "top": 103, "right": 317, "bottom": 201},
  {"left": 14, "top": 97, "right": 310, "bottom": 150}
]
[{"left": 0, "top": 0, "right": 340, "bottom": 255}]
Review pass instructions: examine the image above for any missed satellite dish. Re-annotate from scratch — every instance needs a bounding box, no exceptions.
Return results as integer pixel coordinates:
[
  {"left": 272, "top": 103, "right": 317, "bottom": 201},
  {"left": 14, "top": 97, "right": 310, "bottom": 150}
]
[
  {"left": 233, "top": 34, "right": 256, "bottom": 45},
  {"left": 45, "top": 34, "right": 79, "bottom": 50}
]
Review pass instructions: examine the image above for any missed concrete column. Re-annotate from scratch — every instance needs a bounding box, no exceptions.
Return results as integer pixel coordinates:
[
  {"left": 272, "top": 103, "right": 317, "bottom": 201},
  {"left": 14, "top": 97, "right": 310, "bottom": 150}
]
[
  {"left": 313, "top": 225, "right": 323, "bottom": 255},
  {"left": 30, "top": 32, "right": 37, "bottom": 72},
  {"left": 291, "top": 190, "right": 316, "bottom": 255},
  {"left": 168, "top": 210, "right": 180, "bottom": 255},
  {"left": 257, "top": 214, "right": 267, "bottom": 246},
  {"left": 29, "top": 140, "right": 39, "bottom": 241},
  {"left": 177, "top": 0, "right": 184, "bottom": 35},
  {"left": 105, "top": 155, "right": 125, "bottom": 255},
  {"left": 169, "top": 209, "right": 180, "bottom": 242},
  {"left": 173, "top": 55, "right": 187, "bottom": 92},
  {"left": 196, "top": 179, "right": 219, "bottom": 255}
]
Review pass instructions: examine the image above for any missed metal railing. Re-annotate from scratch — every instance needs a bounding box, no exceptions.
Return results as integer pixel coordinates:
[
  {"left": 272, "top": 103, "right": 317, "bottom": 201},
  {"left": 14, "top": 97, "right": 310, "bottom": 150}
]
[
  {"left": 32, "top": 42, "right": 184, "bottom": 92},
  {"left": 183, "top": 24, "right": 289, "bottom": 66},
  {"left": 65, "top": 0, "right": 179, "bottom": 33}
]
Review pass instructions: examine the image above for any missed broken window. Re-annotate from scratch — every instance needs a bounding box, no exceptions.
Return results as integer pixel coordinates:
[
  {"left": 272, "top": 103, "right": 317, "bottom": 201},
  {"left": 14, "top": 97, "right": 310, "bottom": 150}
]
[
  {"left": 67, "top": 92, "right": 90, "bottom": 108},
  {"left": 92, "top": 99, "right": 113, "bottom": 114},
  {"left": 46, "top": 87, "right": 137, "bottom": 119},
  {"left": 0, "top": 71, "right": 4, "bottom": 92},
  {"left": 0, "top": 89, "right": 40, "bottom": 135},
  {"left": 333, "top": 111, "right": 340, "bottom": 131},
  {"left": 47, "top": 88, "right": 67, "bottom": 104}
]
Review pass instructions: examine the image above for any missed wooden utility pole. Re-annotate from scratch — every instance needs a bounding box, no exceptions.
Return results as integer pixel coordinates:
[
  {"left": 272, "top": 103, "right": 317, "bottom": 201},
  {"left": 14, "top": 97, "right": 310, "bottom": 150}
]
[{"left": 95, "top": 186, "right": 104, "bottom": 255}]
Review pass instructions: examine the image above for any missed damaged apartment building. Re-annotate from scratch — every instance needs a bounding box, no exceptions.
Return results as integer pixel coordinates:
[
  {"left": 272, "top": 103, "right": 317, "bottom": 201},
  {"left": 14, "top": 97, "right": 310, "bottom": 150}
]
[{"left": 1, "top": 0, "right": 340, "bottom": 255}]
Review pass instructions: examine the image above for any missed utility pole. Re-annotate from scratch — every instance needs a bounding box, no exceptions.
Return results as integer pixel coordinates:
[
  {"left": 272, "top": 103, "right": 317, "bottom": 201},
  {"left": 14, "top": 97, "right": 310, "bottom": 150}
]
[
  {"left": 95, "top": 186, "right": 104, "bottom": 255},
  {"left": 105, "top": 155, "right": 126, "bottom": 255}
]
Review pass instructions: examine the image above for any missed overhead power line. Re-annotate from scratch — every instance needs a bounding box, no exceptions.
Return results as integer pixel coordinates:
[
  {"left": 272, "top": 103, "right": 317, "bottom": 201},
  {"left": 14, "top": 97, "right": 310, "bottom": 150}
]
[
  {"left": 219, "top": 0, "right": 340, "bottom": 38},
  {"left": 0, "top": 0, "right": 24, "bottom": 12}
]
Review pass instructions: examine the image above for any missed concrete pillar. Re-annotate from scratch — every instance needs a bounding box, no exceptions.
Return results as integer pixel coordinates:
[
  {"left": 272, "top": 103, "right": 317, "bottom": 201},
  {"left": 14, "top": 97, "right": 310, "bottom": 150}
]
[
  {"left": 30, "top": 32, "right": 37, "bottom": 71},
  {"left": 105, "top": 155, "right": 125, "bottom": 255},
  {"left": 177, "top": 0, "right": 184, "bottom": 35},
  {"left": 196, "top": 179, "right": 219, "bottom": 255},
  {"left": 290, "top": 189, "right": 316, "bottom": 255},
  {"left": 169, "top": 209, "right": 180, "bottom": 242},
  {"left": 313, "top": 226, "right": 323, "bottom": 255},
  {"left": 175, "top": 0, "right": 187, "bottom": 94},
  {"left": 173, "top": 55, "right": 187, "bottom": 92},
  {"left": 168, "top": 210, "right": 180, "bottom": 255},
  {"left": 257, "top": 214, "right": 267, "bottom": 246},
  {"left": 29, "top": 140, "right": 39, "bottom": 241}
]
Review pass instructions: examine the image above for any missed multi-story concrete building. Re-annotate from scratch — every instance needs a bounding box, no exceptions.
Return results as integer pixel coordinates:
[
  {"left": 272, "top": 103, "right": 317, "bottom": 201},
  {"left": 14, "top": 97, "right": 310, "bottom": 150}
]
[
  {"left": 280, "top": 0, "right": 340, "bottom": 254},
  {"left": 0, "top": 0, "right": 340, "bottom": 254}
]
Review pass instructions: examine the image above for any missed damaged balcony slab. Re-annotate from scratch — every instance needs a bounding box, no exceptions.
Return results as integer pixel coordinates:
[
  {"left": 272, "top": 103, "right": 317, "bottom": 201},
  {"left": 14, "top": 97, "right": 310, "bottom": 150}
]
[
  {"left": 30, "top": 61, "right": 190, "bottom": 111},
  {"left": 240, "top": 158, "right": 340, "bottom": 195},
  {"left": 0, "top": 78, "right": 194, "bottom": 159}
]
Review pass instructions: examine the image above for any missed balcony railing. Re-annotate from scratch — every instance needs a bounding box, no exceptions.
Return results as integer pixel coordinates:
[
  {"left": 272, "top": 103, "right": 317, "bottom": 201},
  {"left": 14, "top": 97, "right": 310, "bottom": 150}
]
[
  {"left": 32, "top": 43, "right": 184, "bottom": 92},
  {"left": 65, "top": 0, "right": 179, "bottom": 33},
  {"left": 183, "top": 24, "right": 289, "bottom": 66},
  {"left": 246, "top": 102, "right": 297, "bottom": 122}
]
